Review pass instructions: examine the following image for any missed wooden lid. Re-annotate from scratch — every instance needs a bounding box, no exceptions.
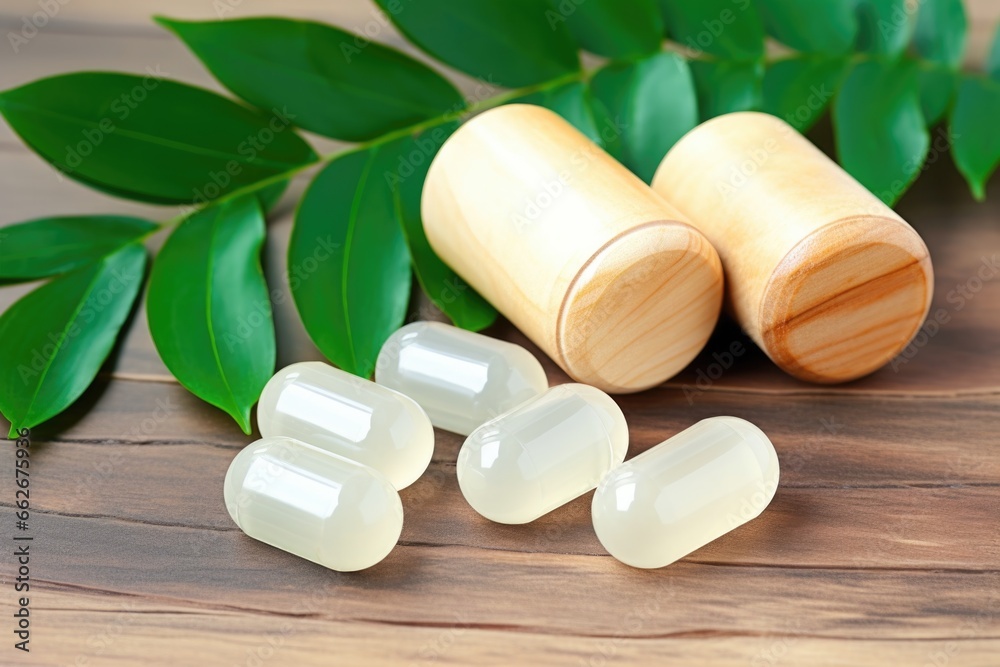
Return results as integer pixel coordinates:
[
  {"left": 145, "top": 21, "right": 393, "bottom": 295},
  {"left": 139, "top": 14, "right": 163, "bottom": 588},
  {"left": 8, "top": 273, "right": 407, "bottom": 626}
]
[
  {"left": 556, "top": 220, "right": 723, "bottom": 393},
  {"left": 760, "top": 215, "right": 933, "bottom": 383}
]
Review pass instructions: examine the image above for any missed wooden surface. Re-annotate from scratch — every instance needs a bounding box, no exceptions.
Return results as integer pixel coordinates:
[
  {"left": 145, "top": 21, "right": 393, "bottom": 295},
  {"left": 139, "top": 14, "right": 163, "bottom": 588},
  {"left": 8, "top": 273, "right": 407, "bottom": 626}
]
[
  {"left": 422, "top": 104, "right": 724, "bottom": 393},
  {"left": 1, "top": 2, "right": 999, "bottom": 665},
  {"left": 652, "top": 111, "right": 935, "bottom": 384}
]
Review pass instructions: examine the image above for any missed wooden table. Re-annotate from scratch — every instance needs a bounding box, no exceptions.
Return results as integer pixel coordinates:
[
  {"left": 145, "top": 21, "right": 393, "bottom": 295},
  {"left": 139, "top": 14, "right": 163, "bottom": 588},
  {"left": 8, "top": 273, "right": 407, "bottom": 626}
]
[{"left": 2, "top": 2, "right": 999, "bottom": 665}]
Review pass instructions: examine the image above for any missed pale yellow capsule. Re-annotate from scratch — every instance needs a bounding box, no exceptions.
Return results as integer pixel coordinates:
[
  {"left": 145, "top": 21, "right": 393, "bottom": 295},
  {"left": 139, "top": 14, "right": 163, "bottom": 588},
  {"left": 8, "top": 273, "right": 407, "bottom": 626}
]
[
  {"left": 457, "top": 384, "right": 628, "bottom": 524},
  {"left": 224, "top": 437, "right": 403, "bottom": 572},
  {"left": 592, "top": 417, "right": 780, "bottom": 569},
  {"left": 257, "top": 362, "right": 434, "bottom": 489},
  {"left": 376, "top": 321, "right": 548, "bottom": 436}
]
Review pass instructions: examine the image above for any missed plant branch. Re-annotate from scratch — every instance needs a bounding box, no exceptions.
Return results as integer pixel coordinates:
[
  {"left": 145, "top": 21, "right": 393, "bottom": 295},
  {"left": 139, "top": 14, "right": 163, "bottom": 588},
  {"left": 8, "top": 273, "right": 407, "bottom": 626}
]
[
  {"left": 146, "top": 69, "right": 589, "bottom": 236},
  {"left": 145, "top": 47, "right": 957, "bottom": 237}
]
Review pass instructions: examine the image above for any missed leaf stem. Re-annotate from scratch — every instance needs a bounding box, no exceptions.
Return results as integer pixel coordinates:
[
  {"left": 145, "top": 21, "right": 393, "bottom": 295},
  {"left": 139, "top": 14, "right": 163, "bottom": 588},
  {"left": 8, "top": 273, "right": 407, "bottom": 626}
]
[
  {"left": 146, "top": 48, "right": 950, "bottom": 234},
  {"left": 147, "top": 69, "right": 589, "bottom": 233}
]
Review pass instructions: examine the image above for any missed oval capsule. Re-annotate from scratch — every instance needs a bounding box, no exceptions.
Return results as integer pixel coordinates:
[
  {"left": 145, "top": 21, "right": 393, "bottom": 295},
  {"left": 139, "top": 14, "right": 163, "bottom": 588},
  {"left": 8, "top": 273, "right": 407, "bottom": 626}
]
[
  {"left": 257, "top": 362, "right": 433, "bottom": 489},
  {"left": 592, "top": 416, "right": 780, "bottom": 569},
  {"left": 457, "top": 384, "right": 628, "bottom": 524},
  {"left": 376, "top": 321, "right": 548, "bottom": 435},
  {"left": 224, "top": 436, "right": 403, "bottom": 572}
]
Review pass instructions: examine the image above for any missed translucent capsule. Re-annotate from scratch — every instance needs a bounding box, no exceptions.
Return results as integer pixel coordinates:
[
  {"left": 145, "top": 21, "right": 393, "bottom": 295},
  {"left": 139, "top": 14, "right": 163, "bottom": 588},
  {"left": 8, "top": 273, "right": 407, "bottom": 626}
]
[
  {"left": 257, "top": 362, "right": 433, "bottom": 489},
  {"left": 224, "top": 437, "right": 403, "bottom": 572},
  {"left": 457, "top": 384, "right": 628, "bottom": 524},
  {"left": 376, "top": 321, "right": 548, "bottom": 436},
  {"left": 592, "top": 416, "right": 780, "bottom": 569}
]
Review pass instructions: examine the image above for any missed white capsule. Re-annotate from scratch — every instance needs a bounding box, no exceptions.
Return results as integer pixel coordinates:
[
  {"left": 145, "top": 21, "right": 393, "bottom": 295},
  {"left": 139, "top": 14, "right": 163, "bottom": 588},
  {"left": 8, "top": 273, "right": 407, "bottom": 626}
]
[
  {"left": 224, "top": 436, "right": 403, "bottom": 572},
  {"left": 457, "top": 384, "right": 628, "bottom": 524},
  {"left": 257, "top": 362, "right": 433, "bottom": 489},
  {"left": 376, "top": 321, "right": 548, "bottom": 436},
  {"left": 592, "top": 416, "right": 780, "bottom": 569}
]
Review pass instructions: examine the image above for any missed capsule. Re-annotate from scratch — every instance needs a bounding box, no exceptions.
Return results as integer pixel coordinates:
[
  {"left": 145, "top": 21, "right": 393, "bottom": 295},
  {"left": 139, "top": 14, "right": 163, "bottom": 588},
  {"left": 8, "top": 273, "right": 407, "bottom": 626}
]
[
  {"left": 257, "top": 362, "right": 433, "bottom": 489},
  {"left": 375, "top": 321, "right": 548, "bottom": 436},
  {"left": 224, "top": 437, "right": 403, "bottom": 572},
  {"left": 591, "top": 417, "right": 780, "bottom": 569},
  {"left": 457, "top": 384, "right": 628, "bottom": 524}
]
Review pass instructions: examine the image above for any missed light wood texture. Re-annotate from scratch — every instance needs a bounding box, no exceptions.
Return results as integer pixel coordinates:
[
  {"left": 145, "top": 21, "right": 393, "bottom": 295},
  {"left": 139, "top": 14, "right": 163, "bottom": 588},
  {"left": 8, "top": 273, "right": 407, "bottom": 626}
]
[
  {"left": 422, "top": 105, "right": 724, "bottom": 392},
  {"left": 1, "top": 2, "right": 999, "bottom": 665},
  {"left": 652, "top": 111, "right": 934, "bottom": 383}
]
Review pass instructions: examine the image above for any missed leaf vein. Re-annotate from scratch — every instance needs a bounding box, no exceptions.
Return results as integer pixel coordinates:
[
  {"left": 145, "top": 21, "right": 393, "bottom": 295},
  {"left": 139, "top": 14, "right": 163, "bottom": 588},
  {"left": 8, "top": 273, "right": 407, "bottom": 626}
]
[
  {"left": 2, "top": 102, "right": 299, "bottom": 171},
  {"left": 17, "top": 260, "right": 109, "bottom": 428},
  {"left": 202, "top": 205, "right": 245, "bottom": 429},
  {"left": 340, "top": 149, "right": 379, "bottom": 374}
]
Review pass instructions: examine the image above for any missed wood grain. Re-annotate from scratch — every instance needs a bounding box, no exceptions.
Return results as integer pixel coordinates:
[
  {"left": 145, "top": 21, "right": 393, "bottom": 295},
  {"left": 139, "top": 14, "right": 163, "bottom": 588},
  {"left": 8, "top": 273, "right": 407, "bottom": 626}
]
[
  {"left": 28, "top": 590, "right": 1000, "bottom": 667},
  {"left": 0, "top": 2, "right": 999, "bottom": 665},
  {"left": 422, "top": 104, "right": 724, "bottom": 392},
  {"left": 652, "top": 112, "right": 935, "bottom": 383}
]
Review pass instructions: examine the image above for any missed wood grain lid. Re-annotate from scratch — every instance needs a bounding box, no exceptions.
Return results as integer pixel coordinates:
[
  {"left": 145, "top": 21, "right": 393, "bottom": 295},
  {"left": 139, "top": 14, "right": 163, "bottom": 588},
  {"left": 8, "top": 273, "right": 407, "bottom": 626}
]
[
  {"left": 557, "top": 219, "right": 723, "bottom": 393},
  {"left": 760, "top": 214, "right": 933, "bottom": 383}
]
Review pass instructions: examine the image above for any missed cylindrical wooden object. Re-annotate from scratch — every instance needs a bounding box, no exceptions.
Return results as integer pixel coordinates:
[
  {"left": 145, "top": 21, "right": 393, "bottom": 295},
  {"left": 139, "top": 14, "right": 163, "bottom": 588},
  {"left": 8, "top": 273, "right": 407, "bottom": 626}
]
[
  {"left": 651, "top": 112, "right": 933, "bottom": 383},
  {"left": 422, "top": 105, "right": 723, "bottom": 393}
]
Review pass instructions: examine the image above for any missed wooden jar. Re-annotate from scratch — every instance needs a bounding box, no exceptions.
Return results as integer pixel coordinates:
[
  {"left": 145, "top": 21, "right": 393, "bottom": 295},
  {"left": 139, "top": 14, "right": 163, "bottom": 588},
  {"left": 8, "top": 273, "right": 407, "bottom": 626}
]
[
  {"left": 422, "top": 105, "right": 723, "bottom": 393},
  {"left": 651, "top": 112, "right": 933, "bottom": 383}
]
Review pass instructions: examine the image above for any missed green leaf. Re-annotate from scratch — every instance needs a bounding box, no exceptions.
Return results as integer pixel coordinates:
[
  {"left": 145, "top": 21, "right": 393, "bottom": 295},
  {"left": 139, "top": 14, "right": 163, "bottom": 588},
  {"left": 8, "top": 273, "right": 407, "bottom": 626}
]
[
  {"left": 853, "top": 0, "right": 917, "bottom": 56},
  {"left": 658, "top": 0, "right": 764, "bottom": 60},
  {"left": 0, "top": 215, "right": 154, "bottom": 281},
  {"left": 156, "top": 16, "right": 465, "bottom": 142},
  {"left": 146, "top": 196, "right": 274, "bottom": 434},
  {"left": 917, "top": 62, "right": 959, "bottom": 126},
  {"left": 290, "top": 146, "right": 411, "bottom": 378},
  {"left": 690, "top": 60, "right": 763, "bottom": 121},
  {"left": 951, "top": 76, "right": 1000, "bottom": 200},
  {"left": 389, "top": 127, "right": 498, "bottom": 331},
  {"left": 988, "top": 24, "right": 1000, "bottom": 81},
  {"left": 373, "top": 0, "right": 580, "bottom": 87},
  {"left": 913, "top": 0, "right": 967, "bottom": 68},
  {"left": 762, "top": 56, "right": 848, "bottom": 132},
  {"left": 833, "top": 60, "right": 930, "bottom": 205},
  {"left": 0, "top": 244, "right": 146, "bottom": 436},
  {"left": 509, "top": 81, "right": 604, "bottom": 145},
  {"left": 590, "top": 52, "right": 698, "bottom": 182},
  {"left": 0, "top": 72, "right": 316, "bottom": 205},
  {"left": 755, "top": 0, "right": 857, "bottom": 54},
  {"left": 551, "top": 0, "right": 662, "bottom": 58}
]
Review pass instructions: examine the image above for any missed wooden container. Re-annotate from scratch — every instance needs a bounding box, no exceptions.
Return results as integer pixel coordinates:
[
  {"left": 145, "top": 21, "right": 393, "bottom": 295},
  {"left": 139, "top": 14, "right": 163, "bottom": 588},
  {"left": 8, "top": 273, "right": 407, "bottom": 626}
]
[
  {"left": 422, "top": 105, "right": 723, "bottom": 393},
  {"left": 651, "top": 112, "right": 933, "bottom": 383}
]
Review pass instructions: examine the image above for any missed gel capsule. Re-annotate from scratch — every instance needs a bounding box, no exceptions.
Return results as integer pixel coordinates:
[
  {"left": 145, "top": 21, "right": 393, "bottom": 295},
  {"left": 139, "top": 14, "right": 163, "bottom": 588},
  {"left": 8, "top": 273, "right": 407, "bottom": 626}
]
[
  {"left": 376, "top": 321, "right": 548, "bottom": 436},
  {"left": 257, "top": 362, "right": 433, "bottom": 489},
  {"left": 224, "top": 436, "right": 403, "bottom": 572},
  {"left": 457, "top": 384, "right": 628, "bottom": 524},
  {"left": 591, "top": 416, "right": 780, "bottom": 569}
]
